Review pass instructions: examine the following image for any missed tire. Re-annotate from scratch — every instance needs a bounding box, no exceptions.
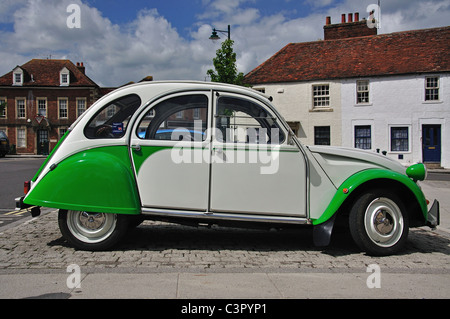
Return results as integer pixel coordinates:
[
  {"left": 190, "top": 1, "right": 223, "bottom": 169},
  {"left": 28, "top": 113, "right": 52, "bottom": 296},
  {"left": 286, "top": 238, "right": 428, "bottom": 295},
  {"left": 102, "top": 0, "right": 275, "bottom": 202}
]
[
  {"left": 58, "top": 210, "right": 129, "bottom": 251},
  {"left": 349, "top": 190, "right": 409, "bottom": 256}
]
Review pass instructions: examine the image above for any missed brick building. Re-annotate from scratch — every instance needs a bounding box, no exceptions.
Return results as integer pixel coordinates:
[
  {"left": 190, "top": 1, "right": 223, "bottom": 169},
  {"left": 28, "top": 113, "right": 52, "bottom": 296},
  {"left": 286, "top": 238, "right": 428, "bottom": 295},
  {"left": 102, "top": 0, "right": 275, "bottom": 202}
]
[
  {"left": 0, "top": 59, "right": 114, "bottom": 155},
  {"left": 244, "top": 13, "right": 450, "bottom": 168}
]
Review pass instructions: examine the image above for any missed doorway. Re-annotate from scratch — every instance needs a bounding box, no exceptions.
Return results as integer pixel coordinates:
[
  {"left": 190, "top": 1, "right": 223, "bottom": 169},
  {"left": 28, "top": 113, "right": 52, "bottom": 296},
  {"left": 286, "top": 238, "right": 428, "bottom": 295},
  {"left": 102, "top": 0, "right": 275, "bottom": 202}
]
[{"left": 422, "top": 125, "right": 441, "bottom": 164}]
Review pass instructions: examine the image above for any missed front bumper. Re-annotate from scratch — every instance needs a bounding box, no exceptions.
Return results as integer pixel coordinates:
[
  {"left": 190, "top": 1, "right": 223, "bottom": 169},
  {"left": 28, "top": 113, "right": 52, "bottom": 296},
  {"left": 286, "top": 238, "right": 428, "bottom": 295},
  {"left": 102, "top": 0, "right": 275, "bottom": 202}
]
[
  {"left": 15, "top": 196, "right": 41, "bottom": 217},
  {"left": 426, "top": 199, "right": 440, "bottom": 229}
]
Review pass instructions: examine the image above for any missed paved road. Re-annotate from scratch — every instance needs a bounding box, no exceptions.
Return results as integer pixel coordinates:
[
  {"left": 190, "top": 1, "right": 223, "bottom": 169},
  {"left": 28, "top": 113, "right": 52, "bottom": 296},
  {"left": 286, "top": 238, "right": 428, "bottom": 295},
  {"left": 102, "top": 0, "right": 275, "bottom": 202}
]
[{"left": 0, "top": 157, "right": 449, "bottom": 300}]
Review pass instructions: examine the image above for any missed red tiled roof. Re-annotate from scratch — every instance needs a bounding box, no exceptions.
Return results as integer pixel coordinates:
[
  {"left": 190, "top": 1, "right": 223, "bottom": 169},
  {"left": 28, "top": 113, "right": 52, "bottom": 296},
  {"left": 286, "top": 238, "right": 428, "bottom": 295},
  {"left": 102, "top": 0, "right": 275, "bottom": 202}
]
[
  {"left": 0, "top": 59, "right": 98, "bottom": 87},
  {"left": 244, "top": 26, "right": 450, "bottom": 84}
]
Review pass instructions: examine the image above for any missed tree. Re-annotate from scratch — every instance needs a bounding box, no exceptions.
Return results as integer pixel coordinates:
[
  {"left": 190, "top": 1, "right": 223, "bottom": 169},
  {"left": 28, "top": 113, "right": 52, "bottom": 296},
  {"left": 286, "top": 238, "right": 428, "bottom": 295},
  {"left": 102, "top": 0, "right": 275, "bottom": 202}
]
[{"left": 207, "top": 39, "right": 244, "bottom": 86}]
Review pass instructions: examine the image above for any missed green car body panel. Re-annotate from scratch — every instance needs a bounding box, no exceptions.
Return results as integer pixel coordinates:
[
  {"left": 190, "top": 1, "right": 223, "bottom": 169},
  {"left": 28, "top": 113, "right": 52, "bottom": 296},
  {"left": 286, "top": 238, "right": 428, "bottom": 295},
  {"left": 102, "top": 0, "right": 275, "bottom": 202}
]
[
  {"left": 312, "top": 168, "right": 428, "bottom": 225},
  {"left": 24, "top": 146, "right": 140, "bottom": 215}
]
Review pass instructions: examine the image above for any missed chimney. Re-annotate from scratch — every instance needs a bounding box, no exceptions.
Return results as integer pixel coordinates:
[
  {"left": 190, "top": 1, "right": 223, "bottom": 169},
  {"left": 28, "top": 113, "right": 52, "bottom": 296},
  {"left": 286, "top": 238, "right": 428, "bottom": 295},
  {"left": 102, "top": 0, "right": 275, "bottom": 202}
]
[
  {"left": 326, "top": 16, "right": 331, "bottom": 25},
  {"left": 77, "top": 62, "right": 85, "bottom": 74},
  {"left": 323, "top": 12, "right": 377, "bottom": 40}
]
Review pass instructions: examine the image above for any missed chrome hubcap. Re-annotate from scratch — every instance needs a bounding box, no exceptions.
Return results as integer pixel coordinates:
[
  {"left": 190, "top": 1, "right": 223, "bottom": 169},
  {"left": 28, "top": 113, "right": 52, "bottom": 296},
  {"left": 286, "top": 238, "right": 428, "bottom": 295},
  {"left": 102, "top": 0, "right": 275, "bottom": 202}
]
[
  {"left": 66, "top": 210, "right": 117, "bottom": 244},
  {"left": 364, "top": 197, "right": 403, "bottom": 247}
]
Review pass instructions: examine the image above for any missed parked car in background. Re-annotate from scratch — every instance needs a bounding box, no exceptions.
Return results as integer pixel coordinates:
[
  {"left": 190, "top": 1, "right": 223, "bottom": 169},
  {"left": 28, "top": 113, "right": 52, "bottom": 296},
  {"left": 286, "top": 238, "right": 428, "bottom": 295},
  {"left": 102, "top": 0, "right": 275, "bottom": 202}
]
[
  {"left": 16, "top": 81, "right": 440, "bottom": 255},
  {"left": 0, "top": 131, "right": 9, "bottom": 157}
]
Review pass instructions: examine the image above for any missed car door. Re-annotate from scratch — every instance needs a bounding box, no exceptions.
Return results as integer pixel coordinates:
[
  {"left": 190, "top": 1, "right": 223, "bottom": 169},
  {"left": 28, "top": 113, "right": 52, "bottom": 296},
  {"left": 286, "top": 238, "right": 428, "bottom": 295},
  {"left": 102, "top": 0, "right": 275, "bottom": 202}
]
[
  {"left": 130, "top": 92, "right": 211, "bottom": 211},
  {"left": 209, "top": 92, "right": 307, "bottom": 217}
]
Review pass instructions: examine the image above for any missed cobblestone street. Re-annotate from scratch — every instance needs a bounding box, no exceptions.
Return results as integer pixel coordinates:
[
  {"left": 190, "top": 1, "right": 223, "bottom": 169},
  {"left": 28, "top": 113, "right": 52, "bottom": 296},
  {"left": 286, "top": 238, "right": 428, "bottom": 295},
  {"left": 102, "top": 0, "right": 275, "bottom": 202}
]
[{"left": 1, "top": 210, "right": 449, "bottom": 273}]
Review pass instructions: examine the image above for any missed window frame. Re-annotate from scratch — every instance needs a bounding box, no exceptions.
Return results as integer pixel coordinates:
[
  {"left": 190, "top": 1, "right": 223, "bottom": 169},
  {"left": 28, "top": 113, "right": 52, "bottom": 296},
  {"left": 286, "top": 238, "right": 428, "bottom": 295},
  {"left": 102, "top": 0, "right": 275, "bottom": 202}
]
[
  {"left": 312, "top": 84, "right": 330, "bottom": 108},
  {"left": 0, "top": 97, "right": 6, "bottom": 118},
  {"left": 425, "top": 76, "right": 440, "bottom": 102},
  {"left": 58, "top": 97, "right": 68, "bottom": 119},
  {"left": 16, "top": 98, "right": 26, "bottom": 119},
  {"left": 356, "top": 80, "right": 370, "bottom": 104},
  {"left": 314, "top": 126, "right": 331, "bottom": 146},
  {"left": 354, "top": 125, "right": 372, "bottom": 150},
  {"left": 76, "top": 98, "right": 87, "bottom": 118},
  {"left": 37, "top": 98, "right": 47, "bottom": 117},
  {"left": 390, "top": 126, "right": 410, "bottom": 153}
]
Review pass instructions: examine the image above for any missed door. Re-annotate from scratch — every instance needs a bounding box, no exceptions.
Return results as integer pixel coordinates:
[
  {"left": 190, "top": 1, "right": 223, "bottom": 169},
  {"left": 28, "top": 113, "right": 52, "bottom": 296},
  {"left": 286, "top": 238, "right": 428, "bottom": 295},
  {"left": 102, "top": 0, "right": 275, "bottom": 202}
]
[
  {"left": 130, "top": 93, "right": 211, "bottom": 211},
  {"left": 422, "top": 125, "right": 441, "bottom": 163},
  {"left": 37, "top": 129, "right": 49, "bottom": 155},
  {"left": 209, "top": 93, "right": 307, "bottom": 217}
]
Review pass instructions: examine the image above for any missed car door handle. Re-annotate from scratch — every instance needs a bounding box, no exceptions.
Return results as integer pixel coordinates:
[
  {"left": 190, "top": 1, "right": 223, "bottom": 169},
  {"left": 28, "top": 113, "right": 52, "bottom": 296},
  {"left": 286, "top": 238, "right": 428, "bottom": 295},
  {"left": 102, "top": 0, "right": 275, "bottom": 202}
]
[{"left": 131, "top": 144, "right": 141, "bottom": 151}]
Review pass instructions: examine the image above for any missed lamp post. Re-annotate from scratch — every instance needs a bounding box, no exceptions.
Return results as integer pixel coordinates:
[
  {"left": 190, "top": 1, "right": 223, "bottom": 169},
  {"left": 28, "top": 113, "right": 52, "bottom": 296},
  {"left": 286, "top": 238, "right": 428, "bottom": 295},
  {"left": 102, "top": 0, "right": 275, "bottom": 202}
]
[{"left": 209, "top": 25, "right": 231, "bottom": 41}]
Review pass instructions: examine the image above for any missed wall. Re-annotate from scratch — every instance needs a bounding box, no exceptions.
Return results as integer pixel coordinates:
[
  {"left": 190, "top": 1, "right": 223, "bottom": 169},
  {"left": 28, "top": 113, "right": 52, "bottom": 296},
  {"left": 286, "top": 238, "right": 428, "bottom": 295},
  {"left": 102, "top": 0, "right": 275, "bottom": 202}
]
[
  {"left": 341, "top": 74, "right": 450, "bottom": 168},
  {"left": 253, "top": 80, "right": 342, "bottom": 146}
]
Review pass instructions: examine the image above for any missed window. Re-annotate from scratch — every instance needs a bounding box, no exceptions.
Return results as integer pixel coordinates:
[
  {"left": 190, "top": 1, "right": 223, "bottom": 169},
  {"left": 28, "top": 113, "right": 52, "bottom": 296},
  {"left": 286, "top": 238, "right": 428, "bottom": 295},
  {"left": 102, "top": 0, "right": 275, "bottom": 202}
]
[
  {"left": 314, "top": 126, "right": 330, "bottom": 145},
  {"left": 355, "top": 125, "right": 371, "bottom": 150},
  {"left": 13, "top": 68, "right": 23, "bottom": 86},
  {"left": 59, "top": 128, "right": 68, "bottom": 139},
  {"left": 17, "top": 128, "right": 26, "bottom": 148},
  {"left": 313, "top": 85, "right": 330, "bottom": 107},
  {"left": 425, "top": 77, "right": 439, "bottom": 101},
  {"left": 85, "top": 94, "right": 141, "bottom": 139},
  {"left": 215, "top": 96, "right": 284, "bottom": 144},
  {"left": 0, "top": 98, "right": 6, "bottom": 118},
  {"left": 77, "top": 98, "right": 86, "bottom": 118},
  {"left": 37, "top": 98, "right": 47, "bottom": 117},
  {"left": 137, "top": 94, "right": 207, "bottom": 141},
  {"left": 60, "top": 67, "right": 70, "bottom": 86},
  {"left": 391, "top": 127, "right": 409, "bottom": 152},
  {"left": 59, "top": 98, "right": 68, "bottom": 118},
  {"left": 356, "top": 80, "right": 369, "bottom": 104},
  {"left": 16, "top": 98, "right": 26, "bottom": 118}
]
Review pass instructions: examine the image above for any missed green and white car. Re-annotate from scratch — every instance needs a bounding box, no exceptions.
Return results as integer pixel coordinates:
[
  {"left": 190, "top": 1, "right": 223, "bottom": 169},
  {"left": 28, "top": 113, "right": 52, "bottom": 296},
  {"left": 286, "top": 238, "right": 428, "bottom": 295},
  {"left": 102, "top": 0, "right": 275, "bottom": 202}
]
[{"left": 16, "top": 81, "right": 439, "bottom": 255}]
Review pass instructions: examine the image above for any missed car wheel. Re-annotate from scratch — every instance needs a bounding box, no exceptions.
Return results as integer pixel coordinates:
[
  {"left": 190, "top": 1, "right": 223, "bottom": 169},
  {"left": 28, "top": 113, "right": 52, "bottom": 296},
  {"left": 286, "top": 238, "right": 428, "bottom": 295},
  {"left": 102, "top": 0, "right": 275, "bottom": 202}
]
[
  {"left": 349, "top": 190, "right": 409, "bottom": 256},
  {"left": 58, "top": 210, "right": 129, "bottom": 251}
]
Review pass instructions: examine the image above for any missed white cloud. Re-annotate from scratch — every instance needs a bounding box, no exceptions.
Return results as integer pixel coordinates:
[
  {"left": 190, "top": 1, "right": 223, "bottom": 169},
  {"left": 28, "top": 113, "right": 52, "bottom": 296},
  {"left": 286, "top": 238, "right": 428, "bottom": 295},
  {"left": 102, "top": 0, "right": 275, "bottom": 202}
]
[{"left": 0, "top": 0, "right": 448, "bottom": 87}]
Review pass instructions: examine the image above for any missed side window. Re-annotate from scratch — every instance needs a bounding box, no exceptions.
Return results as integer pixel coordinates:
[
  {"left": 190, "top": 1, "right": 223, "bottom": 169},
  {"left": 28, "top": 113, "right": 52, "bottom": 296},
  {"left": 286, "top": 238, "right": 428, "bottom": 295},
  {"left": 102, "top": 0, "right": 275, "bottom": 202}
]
[
  {"left": 215, "top": 96, "right": 285, "bottom": 144},
  {"left": 137, "top": 94, "right": 208, "bottom": 141},
  {"left": 84, "top": 94, "right": 141, "bottom": 139}
]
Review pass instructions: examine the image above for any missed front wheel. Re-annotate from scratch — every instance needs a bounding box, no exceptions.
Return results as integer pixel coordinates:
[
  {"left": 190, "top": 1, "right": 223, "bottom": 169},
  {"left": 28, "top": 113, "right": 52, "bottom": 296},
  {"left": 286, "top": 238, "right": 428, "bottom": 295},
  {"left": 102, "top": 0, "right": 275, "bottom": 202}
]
[
  {"left": 58, "top": 210, "right": 129, "bottom": 251},
  {"left": 349, "top": 190, "right": 409, "bottom": 256}
]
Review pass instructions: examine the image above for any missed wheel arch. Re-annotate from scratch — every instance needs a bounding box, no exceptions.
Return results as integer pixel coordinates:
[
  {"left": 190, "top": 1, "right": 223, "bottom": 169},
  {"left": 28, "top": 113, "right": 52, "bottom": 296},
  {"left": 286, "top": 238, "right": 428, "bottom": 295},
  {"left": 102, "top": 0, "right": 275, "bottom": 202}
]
[
  {"left": 24, "top": 146, "right": 141, "bottom": 215},
  {"left": 313, "top": 169, "right": 428, "bottom": 227}
]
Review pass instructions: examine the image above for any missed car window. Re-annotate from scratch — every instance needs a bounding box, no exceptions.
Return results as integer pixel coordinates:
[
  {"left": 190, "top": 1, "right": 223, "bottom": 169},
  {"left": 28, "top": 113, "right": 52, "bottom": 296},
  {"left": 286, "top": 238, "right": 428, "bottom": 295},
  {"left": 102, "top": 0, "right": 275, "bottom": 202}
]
[
  {"left": 215, "top": 96, "right": 285, "bottom": 144},
  {"left": 84, "top": 94, "right": 141, "bottom": 139},
  {"left": 137, "top": 94, "right": 208, "bottom": 141}
]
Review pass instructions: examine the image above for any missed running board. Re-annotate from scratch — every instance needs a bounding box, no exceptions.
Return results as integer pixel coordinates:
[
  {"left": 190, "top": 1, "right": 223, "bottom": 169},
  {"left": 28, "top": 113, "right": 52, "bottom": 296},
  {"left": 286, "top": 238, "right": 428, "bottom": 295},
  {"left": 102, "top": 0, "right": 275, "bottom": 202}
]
[{"left": 141, "top": 207, "right": 310, "bottom": 225}]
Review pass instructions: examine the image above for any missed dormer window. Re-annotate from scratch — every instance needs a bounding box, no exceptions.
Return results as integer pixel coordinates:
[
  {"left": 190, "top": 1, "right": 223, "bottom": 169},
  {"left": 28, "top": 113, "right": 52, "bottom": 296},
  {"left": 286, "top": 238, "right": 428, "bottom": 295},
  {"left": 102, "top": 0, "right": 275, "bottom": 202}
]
[
  {"left": 60, "top": 67, "right": 70, "bottom": 86},
  {"left": 13, "top": 67, "right": 23, "bottom": 86}
]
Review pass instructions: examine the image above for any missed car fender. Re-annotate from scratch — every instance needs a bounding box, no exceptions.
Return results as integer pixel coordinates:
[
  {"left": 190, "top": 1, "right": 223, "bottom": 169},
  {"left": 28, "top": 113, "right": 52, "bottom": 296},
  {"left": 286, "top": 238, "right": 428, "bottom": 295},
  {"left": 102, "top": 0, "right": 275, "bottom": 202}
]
[
  {"left": 312, "top": 168, "right": 428, "bottom": 226},
  {"left": 24, "top": 146, "right": 140, "bottom": 215}
]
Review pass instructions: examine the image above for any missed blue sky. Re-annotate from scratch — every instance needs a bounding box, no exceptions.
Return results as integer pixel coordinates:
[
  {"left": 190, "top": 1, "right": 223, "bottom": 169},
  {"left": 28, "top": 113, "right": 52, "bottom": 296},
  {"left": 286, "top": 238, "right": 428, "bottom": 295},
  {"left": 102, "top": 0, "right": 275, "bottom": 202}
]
[{"left": 0, "top": 0, "right": 448, "bottom": 86}]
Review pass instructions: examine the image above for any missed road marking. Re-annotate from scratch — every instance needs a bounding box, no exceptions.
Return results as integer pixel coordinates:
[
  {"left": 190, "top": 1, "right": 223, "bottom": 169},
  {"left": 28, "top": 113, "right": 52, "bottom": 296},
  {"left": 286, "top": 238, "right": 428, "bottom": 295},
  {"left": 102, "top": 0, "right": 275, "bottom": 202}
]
[{"left": 3, "top": 207, "right": 35, "bottom": 216}]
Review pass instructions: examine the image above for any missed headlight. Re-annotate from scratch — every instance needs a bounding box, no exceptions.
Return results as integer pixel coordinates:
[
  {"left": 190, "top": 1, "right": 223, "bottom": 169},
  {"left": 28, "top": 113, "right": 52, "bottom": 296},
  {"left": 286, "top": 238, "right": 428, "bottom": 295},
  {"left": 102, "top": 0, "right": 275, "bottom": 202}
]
[{"left": 406, "top": 163, "right": 427, "bottom": 181}]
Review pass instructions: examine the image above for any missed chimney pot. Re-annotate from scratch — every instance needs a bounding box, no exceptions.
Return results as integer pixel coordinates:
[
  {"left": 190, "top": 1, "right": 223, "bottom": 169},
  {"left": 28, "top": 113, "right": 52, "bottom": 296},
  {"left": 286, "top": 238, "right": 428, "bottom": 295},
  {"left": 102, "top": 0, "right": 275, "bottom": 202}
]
[
  {"left": 326, "top": 16, "right": 331, "bottom": 25},
  {"left": 354, "top": 12, "right": 359, "bottom": 21},
  {"left": 341, "top": 14, "right": 346, "bottom": 23},
  {"left": 348, "top": 13, "right": 353, "bottom": 23}
]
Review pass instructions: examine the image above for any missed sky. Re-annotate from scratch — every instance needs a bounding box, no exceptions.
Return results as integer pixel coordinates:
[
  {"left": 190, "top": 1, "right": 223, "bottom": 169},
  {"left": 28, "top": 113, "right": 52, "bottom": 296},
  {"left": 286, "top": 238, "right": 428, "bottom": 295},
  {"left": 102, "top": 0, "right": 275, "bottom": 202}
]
[{"left": 0, "top": 0, "right": 449, "bottom": 87}]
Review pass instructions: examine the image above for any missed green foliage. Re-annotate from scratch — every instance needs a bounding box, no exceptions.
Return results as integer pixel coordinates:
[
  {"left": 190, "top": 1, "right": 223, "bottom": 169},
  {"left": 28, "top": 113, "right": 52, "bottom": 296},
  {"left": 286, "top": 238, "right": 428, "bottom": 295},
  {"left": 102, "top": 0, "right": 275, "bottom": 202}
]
[{"left": 207, "top": 39, "right": 244, "bottom": 86}]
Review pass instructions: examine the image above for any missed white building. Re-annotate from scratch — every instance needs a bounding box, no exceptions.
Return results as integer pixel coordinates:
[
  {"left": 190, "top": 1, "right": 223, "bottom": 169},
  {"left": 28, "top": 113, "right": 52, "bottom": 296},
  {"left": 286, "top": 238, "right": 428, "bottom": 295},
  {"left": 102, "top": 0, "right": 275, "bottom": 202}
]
[{"left": 244, "top": 13, "right": 450, "bottom": 168}]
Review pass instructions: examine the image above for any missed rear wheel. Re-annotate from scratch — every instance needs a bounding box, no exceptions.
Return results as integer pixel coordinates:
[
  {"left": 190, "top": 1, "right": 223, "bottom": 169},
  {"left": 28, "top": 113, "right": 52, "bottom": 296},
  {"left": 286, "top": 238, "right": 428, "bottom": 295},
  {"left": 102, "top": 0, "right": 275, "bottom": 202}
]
[
  {"left": 58, "top": 210, "right": 129, "bottom": 250},
  {"left": 349, "top": 190, "right": 409, "bottom": 256}
]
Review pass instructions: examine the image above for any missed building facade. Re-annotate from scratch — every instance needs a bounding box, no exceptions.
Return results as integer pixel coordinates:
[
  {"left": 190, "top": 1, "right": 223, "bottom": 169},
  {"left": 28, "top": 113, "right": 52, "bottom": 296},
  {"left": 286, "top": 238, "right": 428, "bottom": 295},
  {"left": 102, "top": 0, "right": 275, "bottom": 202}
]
[
  {"left": 244, "top": 13, "right": 450, "bottom": 168},
  {"left": 0, "top": 59, "right": 112, "bottom": 155}
]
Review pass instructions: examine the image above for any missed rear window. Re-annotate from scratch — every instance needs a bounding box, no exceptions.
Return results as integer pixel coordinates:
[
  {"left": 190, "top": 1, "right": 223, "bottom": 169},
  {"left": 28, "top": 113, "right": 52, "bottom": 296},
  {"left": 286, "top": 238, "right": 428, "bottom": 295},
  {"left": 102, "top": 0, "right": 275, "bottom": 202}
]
[{"left": 84, "top": 94, "right": 141, "bottom": 139}]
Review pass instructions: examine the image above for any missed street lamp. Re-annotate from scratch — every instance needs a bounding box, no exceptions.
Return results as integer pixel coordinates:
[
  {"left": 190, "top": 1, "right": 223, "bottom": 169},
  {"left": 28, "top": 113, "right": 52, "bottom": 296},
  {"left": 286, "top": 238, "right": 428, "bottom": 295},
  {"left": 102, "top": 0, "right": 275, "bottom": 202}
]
[{"left": 209, "top": 25, "right": 231, "bottom": 41}]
